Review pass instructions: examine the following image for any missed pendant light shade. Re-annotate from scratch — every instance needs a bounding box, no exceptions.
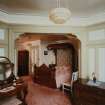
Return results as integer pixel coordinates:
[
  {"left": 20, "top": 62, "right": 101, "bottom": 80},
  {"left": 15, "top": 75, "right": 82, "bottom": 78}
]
[
  {"left": 49, "top": 8, "right": 71, "bottom": 24},
  {"left": 49, "top": 0, "right": 71, "bottom": 24}
]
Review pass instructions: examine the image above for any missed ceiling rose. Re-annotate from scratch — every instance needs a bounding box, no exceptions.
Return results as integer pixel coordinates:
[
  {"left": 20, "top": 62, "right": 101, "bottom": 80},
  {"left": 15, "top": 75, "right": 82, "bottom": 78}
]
[{"left": 49, "top": 0, "right": 71, "bottom": 24}]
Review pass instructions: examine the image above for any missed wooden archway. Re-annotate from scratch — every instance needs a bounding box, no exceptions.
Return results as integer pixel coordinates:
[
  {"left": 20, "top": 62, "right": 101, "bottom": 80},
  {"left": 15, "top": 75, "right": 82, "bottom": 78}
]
[{"left": 15, "top": 33, "right": 81, "bottom": 74}]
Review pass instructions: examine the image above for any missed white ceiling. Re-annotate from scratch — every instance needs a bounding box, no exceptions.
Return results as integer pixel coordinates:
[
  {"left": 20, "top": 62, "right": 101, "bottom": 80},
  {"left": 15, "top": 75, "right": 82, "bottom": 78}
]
[
  {"left": 0, "top": 0, "right": 105, "bottom": 26},
  {"left": 0, "top": 0, "right": 105, "bottom": 17}
]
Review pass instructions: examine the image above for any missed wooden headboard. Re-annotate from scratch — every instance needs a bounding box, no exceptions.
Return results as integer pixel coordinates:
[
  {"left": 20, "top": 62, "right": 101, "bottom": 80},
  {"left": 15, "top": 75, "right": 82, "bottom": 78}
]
[{"left": 34, "top": 64, "right": 56, "bottom": 88}]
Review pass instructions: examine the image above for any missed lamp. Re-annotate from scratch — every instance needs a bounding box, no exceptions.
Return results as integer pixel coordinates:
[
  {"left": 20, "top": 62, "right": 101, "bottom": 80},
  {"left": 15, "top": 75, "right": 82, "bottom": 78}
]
[{"left": 49, "top": 0, "right": 71, "bottom": 24}]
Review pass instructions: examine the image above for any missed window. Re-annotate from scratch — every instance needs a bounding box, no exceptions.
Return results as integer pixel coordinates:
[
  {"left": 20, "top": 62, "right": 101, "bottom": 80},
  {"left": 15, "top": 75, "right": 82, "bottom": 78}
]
[
  {"left": 0, "top": 48, "right": 5, "bottom": 56},
  {"left": 87, "top": 48, "right": 96, "bottom": 79},
  {"left": 87, "top": 29, "right": 105, "bottom": 82},
  {"left": 87, "top": 47, "right": 105, "bottom": 82},
  {"left": 88, "top": 29, "right": 105, "bottom": 41},
  {"left": 0, "top": 28, "right": 8, "bottom": 57},
  {"left": 98, "top": 48, "right": 105, "bottom": 82},
  {"left": 0, "top": 29, "right": 5, "bottom": 40}
]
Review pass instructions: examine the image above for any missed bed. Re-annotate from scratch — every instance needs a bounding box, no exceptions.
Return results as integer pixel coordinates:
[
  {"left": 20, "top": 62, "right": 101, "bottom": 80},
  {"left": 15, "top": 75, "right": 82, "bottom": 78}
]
[{"left": 23, "top": 64, "right": 72, "bottom": 105}]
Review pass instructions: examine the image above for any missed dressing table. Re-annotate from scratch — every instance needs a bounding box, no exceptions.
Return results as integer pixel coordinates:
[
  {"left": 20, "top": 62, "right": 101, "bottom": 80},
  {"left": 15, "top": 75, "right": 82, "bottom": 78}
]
[{"left": 73, "top": 78, "right": 105, "bottom": 105}]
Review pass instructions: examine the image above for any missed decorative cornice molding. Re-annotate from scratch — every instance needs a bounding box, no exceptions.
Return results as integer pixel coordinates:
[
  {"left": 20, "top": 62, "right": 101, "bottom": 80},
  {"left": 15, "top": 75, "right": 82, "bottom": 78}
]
[{"left": 0, "top": 10, "right": 105, "bottom": 27}]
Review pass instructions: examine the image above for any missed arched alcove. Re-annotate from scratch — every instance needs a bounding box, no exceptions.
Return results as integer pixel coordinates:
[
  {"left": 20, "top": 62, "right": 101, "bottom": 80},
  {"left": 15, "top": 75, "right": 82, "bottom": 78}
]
[{"left": 15, "top": 33, "right": 81, "bottom": 84}]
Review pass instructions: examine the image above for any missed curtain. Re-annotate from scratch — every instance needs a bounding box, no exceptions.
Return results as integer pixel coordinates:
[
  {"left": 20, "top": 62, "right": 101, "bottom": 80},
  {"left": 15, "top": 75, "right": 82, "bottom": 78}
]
[{"left": 57, "top": 48, "right": 72, "bottom": 66}]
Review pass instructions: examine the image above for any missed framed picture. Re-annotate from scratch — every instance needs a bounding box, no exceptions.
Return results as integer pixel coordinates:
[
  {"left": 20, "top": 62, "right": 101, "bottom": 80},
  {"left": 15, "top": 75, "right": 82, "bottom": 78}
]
[{"left": 44, "top": 50, "right": 48, "bottom": 55}]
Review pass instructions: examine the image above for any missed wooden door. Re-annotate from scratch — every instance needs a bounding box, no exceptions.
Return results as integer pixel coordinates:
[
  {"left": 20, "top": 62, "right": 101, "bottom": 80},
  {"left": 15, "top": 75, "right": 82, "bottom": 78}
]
[{"left": 17, "top": 50, "right": 29, "bottom": 76}]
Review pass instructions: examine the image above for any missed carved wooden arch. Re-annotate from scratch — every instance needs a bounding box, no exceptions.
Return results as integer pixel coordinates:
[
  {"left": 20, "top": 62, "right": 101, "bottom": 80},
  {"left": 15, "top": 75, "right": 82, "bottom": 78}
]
[{"left": 15, "top": 33, "right": 81, "bottom": 73}]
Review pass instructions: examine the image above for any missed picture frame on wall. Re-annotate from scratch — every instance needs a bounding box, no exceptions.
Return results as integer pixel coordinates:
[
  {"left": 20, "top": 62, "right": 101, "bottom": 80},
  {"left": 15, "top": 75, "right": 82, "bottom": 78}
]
[{"left": 44, "top": 50, "right": 48, "bottom": 55}]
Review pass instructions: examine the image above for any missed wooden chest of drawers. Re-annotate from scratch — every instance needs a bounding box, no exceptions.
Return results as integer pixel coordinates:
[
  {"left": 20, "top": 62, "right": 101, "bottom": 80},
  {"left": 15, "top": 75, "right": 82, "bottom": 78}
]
[{"left": 73, "top": 79, "right": 105, "bottom": 105}]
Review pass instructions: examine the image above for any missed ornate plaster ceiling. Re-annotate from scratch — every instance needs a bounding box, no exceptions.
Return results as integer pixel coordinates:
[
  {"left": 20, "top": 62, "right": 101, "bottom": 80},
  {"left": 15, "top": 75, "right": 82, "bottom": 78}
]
[
  {"left": 0, "top": 0, "right": 105, "bottom": 17},
  {"left": 0, "top": 0, "right": 105, "bottom": 26}
]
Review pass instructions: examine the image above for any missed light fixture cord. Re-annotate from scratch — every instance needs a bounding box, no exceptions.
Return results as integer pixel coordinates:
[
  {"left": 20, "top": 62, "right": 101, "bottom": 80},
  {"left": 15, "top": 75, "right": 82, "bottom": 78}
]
[{"left": 57, "top": 0, "right": 60, "bottom": 8}]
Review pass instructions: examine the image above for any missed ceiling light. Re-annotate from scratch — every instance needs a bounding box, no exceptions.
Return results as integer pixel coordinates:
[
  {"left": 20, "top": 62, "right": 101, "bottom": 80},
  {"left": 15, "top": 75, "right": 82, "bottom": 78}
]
[{"left": 49, "top": 0, "right": 71, "bottom": 24}]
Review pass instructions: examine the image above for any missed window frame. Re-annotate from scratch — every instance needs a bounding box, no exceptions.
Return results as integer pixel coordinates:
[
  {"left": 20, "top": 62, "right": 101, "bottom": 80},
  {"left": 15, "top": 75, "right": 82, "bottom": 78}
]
[
  {"left": 0, "top": 28, "right": 8, "bottom": 44},
  {"left": 0, "top": 45, "right": 8, "bottom": 57},
  {"left": 0, "top": 28, "right": 9, "bottom": 57},
  {"left": 87, "top": 29, "right": 105, "bottom": 45}
]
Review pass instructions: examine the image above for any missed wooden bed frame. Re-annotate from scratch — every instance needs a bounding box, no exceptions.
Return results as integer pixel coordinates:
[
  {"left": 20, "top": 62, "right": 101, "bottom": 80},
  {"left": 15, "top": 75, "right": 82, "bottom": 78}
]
[{"left": 34, "top": 64, "right": 56, "bottom": 88}]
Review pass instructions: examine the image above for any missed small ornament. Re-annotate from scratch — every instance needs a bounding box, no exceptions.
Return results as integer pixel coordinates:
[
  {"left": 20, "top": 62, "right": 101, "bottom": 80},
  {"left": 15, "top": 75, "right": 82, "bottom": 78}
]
[{"left": 92, "top": 72, "right": 96, "bottom": 83}]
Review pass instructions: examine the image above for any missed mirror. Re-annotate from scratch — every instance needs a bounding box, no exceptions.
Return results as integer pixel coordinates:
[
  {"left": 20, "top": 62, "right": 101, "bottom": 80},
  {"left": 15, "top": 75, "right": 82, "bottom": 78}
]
[{"left": 0, "top": 56, "right": 15, "bottom": 88}]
